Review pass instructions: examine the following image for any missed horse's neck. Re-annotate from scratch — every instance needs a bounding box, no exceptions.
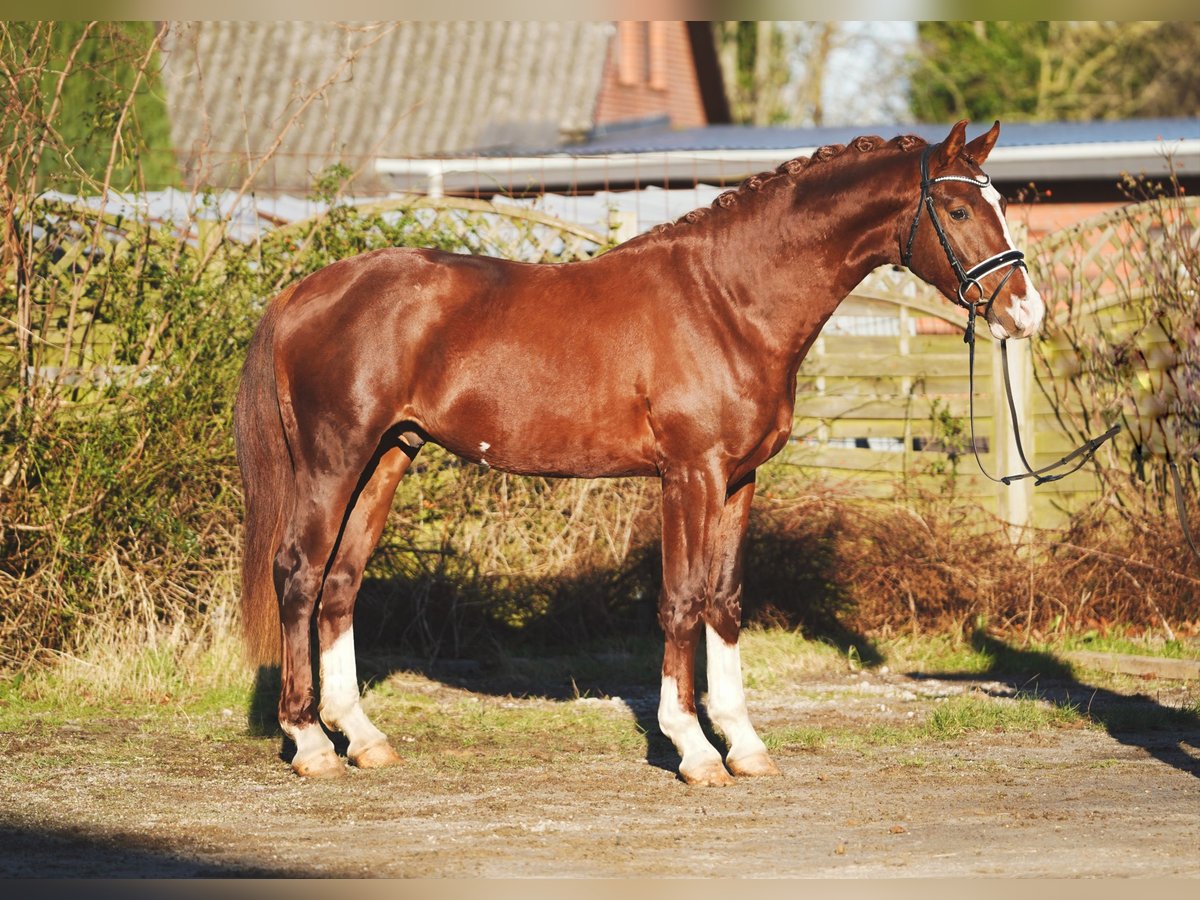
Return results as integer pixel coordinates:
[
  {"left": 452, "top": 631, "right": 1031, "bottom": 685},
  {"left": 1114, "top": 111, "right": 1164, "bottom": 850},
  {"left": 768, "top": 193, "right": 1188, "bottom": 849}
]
[{"left": 697, "top": 156, "right": 911, "bottom": 359}]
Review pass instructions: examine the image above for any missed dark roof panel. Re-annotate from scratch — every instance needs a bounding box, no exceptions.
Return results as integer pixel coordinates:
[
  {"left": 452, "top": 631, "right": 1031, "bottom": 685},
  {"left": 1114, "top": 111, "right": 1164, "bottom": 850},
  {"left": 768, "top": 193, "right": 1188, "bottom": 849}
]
[{"left": 563, "top": 118, "right": 1200, "bottom": 156}]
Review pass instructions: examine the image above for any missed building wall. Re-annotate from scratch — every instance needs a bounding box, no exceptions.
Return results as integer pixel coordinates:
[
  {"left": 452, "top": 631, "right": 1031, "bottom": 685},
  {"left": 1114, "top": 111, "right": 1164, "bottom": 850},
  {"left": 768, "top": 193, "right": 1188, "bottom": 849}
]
[
  {"left": 1011, "top": 202, "right": 1123, "bottom": 241},
  {"left": 593, "top": 22, "right": 709, "bottom": 129}
]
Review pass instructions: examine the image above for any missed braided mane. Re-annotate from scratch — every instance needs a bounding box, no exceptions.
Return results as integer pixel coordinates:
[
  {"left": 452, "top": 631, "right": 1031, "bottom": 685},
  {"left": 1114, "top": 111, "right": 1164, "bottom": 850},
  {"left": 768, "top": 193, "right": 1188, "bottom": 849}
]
[{"left": 645, "top": 133, "right": 929, "bottom": 237}]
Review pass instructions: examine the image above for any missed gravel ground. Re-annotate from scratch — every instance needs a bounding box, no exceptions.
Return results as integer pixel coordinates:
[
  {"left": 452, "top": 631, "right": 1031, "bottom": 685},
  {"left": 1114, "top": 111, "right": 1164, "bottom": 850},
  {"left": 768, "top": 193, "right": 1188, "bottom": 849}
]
[{"left": 2, "top": 666, "right": 1198, "bottom": 877}]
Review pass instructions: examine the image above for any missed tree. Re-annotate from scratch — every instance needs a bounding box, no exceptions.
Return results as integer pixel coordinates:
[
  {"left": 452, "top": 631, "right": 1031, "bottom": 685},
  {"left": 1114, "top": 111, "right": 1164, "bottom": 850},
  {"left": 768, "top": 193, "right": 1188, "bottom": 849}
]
[
  {"left": 910, "top": 21, "right": 1200, "bottom": 122},
  {"left": 714, "top": 22, "right": 915, "bottom": 127},
  {"left": 714, "top": 22, "right": 802, "bottom": 125}
]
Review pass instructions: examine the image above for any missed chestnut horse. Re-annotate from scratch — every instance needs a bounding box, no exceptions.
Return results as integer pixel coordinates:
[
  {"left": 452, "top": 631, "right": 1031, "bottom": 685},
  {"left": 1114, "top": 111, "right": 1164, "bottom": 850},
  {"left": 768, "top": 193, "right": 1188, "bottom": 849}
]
[{"left": 235, "top": 121, "right": 1045, "bottom": 785}]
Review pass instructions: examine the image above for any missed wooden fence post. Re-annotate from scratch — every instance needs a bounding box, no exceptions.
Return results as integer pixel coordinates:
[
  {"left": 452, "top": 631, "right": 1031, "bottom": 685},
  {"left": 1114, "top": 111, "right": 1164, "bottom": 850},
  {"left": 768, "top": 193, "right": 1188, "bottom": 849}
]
[
  {"left": 990, "top": 335, "right": 1033, "bottom": 532},
  {"left": 607, "top": 209, "right": 638, "bottom": 245}
]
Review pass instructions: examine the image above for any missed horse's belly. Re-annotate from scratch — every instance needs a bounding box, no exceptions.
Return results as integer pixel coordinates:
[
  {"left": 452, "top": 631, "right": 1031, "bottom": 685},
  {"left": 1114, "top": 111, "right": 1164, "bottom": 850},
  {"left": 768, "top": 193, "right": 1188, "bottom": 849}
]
[{"left": 419, "top": 386, "right": 659, "bottom": 479}]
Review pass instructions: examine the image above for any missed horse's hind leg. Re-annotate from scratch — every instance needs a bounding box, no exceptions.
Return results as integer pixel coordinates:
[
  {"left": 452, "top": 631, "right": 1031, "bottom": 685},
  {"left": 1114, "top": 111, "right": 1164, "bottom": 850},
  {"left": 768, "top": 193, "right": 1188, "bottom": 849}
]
[
  {"left": 316, "top": 441, "right": 417, "bottom": 769},
  {"left": 275, "top": 476, "right": 359, "bottom": 779}
]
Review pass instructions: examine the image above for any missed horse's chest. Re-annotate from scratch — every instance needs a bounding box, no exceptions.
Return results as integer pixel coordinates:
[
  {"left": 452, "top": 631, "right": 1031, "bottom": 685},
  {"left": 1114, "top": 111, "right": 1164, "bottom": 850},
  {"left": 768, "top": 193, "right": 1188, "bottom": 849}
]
[{"left": 723, "top": 386, "right": 796, "bottom": 468}]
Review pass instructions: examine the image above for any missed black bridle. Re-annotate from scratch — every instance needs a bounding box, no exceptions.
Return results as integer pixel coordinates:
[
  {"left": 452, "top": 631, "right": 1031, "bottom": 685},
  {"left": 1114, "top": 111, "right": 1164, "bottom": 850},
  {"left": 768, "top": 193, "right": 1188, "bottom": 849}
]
[
  {"left": 904, "top": 143, "right": 1120, "bottom": 487},
  {"left": 902, "top": 144, "right": 1027, "bottom": 332}
]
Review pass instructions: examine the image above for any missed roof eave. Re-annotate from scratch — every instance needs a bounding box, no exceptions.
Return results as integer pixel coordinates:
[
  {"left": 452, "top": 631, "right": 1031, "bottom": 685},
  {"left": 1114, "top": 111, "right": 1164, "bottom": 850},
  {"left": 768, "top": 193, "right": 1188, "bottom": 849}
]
[
  {"left": 984, "top": 140, "right": 1199, "bottom": 180},
  {"left": 375, "top": 139, "right": 1199, "bottom": 196}
]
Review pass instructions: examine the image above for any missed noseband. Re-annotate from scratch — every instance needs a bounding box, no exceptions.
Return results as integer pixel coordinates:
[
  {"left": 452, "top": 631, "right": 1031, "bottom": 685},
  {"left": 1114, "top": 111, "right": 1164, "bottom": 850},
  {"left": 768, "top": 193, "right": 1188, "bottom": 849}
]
[
  {"left": 903, "top": 142, "right": 1120, "bottom": 488},
  {"left": 901, "top": 143, "right": 1027, "bottom": 340}
]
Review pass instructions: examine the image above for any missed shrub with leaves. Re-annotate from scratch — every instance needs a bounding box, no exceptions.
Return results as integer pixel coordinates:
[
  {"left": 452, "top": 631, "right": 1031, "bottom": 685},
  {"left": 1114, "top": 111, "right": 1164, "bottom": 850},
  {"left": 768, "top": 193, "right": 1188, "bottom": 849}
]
[{"left": 1030, "top": 177, "right": 1199, "bottom": 529}]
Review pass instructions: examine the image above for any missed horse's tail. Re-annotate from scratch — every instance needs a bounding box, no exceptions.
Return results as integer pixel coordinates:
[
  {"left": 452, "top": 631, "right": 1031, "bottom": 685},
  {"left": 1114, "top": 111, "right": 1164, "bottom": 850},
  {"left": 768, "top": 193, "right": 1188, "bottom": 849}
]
[{"left": 233, "top": 285, "right": 297, "bottom": 666}]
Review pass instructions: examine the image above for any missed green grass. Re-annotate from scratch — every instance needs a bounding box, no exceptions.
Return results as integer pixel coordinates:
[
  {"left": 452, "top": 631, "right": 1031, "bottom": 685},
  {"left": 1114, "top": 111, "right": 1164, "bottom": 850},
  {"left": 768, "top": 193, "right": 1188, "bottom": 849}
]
[
  {"left": 738, "top": 628, "right": 853, "bottom": 689},
  {"left": 0, "top": 630, "right": 255, "bottom": 732},
  {"left": 363, "top": 679, "right": 643, "bottom": 759},
  {"left": 873, "top": 630, "right": 1000, "bottom": 675},
  {"left": 737, "top": 624, "right": 1107, "bottom": 684},
  {"left": 764, "top": 691, "right": 1086, "bottom": 753},
  {"left": 1048, "top": 630, "right": 1200, "bottom": 660},
  {"left": 762, "top": 725, "right": 831, "bottom": 751},
  {"left": 925, "top": 692, "right": 1082, "bottom": 737}
]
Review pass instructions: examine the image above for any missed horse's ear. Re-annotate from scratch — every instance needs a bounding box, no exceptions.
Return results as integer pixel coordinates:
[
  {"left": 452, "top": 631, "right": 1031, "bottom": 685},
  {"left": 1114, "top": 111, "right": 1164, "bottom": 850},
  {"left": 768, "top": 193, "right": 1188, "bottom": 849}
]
[
  {"left": 964, "top": 120, "right": 1001, "bottom": 166},
  {"left": 933, "top": 120, "right": 969, "bottom": 170}
]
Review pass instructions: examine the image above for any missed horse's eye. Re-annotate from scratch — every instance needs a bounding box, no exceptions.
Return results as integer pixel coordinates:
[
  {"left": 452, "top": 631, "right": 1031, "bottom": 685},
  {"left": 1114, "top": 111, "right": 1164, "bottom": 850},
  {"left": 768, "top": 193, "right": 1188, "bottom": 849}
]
[{"left": 949, "top": 208, "right": 970, "bottom": 221}]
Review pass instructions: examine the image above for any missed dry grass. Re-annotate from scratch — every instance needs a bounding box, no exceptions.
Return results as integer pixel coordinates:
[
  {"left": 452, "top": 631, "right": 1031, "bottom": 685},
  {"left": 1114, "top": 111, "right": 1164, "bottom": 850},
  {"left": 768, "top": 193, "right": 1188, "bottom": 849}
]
[{"left": 741, "top": 481, "right": 1198, "bottom": 643}]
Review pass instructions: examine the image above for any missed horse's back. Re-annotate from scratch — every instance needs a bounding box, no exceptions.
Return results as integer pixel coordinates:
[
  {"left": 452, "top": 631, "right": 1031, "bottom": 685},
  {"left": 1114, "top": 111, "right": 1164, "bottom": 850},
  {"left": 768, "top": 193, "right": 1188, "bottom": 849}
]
[{"left": 270, "top": 246, "right": 663, "bottom": 477}]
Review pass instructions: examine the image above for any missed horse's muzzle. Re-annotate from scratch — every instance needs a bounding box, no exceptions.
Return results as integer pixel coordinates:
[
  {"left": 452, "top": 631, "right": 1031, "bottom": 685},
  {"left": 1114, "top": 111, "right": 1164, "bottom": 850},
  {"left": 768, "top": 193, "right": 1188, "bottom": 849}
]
[{"left": 986, "top": 280, "right": 1045, "bottom": 341}]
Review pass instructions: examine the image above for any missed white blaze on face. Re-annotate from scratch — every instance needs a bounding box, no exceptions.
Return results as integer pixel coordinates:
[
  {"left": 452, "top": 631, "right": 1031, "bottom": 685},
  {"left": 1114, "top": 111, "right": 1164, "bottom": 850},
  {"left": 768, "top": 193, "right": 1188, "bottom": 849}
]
[{"left": 980, "top": 182, "right": 1046, "bottom": 339}]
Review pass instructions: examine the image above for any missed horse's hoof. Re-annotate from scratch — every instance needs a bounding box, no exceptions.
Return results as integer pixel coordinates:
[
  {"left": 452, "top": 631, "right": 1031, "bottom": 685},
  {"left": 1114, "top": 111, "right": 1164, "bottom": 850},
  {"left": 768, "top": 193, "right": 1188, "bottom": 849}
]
[
  {"left": 350, "top": 742, "right": 404, "bottom": 769},
  {"left": 293, "top": 749, "right": 346, "bottom": 779},
  {"left": 728, "top": 751, "right": 782, "bottom": 777},
  {"left": 680, "top": 759, "right": 735, "bottom": 787}
]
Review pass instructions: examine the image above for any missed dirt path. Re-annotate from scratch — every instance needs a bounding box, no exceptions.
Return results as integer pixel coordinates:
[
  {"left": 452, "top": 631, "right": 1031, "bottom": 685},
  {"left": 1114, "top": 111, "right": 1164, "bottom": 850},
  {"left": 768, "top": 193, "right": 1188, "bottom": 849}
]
[{"left": 3, "top": 666, "right": 1198, "bottom": 877}]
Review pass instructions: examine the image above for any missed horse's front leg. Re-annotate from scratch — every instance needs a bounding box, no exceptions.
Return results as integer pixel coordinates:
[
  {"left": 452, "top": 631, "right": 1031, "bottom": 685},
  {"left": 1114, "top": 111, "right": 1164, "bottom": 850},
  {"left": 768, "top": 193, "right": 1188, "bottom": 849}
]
[
  {"left": 704, "top": 471, "right": 780, "bottom": 777},
  {"left": 657, "top": 461, "right": 733, "bottom": 786}
]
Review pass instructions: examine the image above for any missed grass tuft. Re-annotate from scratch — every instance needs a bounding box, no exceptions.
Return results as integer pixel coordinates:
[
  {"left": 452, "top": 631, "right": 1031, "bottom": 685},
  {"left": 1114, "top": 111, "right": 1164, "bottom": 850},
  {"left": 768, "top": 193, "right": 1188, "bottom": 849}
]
[{"left": 924, "top": 692, "right": 1083, "bottom": 739}]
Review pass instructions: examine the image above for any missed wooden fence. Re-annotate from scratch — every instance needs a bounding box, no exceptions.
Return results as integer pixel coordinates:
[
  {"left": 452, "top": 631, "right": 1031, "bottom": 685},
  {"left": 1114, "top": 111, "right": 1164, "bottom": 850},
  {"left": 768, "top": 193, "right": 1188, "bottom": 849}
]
[{"left": 771, "top": 263, "right": 1035, "bottom": 524}]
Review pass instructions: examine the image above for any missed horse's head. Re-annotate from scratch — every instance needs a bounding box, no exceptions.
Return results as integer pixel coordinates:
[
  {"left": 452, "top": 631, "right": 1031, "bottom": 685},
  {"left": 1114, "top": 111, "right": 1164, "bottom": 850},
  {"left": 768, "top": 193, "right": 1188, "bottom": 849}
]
[{"left": 901, "top": 120, "right": 1045, "bottom": 341}]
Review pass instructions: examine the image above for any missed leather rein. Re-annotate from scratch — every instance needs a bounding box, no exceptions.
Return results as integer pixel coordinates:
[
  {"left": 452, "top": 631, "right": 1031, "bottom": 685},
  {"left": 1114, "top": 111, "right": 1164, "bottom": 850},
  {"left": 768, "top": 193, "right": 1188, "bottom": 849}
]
[{"left": 902, "top": 143, "right": 1121, "bottom": 488}]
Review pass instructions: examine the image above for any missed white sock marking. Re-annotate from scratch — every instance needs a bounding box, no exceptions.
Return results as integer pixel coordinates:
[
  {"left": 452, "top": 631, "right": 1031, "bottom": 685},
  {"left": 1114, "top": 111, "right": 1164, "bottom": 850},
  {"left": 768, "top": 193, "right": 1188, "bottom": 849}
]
[
  {"left": 704, "top": 624, "right": 769, "bottom": 763},
  {"left": 319, "top": 627, "right": 388, "bottom": 755},
  {"left": 658, "top": 674, "right": 723, "bottom": 768},
  {"left": 283, "top": 721, "right": 335, "bottom": 766}
]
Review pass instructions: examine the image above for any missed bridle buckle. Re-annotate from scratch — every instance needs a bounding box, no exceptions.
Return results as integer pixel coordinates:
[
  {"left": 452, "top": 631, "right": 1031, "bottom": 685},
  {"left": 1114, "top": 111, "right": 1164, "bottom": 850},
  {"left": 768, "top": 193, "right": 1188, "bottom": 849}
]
[{"left": 956, "top": 278, "right": 985, "bottom": 308}]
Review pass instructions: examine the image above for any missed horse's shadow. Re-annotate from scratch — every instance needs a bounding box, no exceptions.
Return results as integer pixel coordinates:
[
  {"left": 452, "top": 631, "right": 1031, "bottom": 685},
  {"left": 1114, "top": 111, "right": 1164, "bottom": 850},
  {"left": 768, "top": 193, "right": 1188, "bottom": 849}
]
[
  {"left": 249, "top": 626, "right": 1200, "bottom": 780},
  {"left": 246, "top": 623, "right": 883, "bottom": 778},
  {"left": 907, "top": 631, "right": 1200, "bottom": 779}
]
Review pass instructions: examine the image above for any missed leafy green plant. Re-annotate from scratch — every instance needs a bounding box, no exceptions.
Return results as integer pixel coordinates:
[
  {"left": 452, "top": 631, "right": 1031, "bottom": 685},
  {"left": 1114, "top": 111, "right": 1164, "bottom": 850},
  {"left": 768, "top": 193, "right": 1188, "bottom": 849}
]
[{"left": 917, "top": 397, "right": 971, "bottom": 482}]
